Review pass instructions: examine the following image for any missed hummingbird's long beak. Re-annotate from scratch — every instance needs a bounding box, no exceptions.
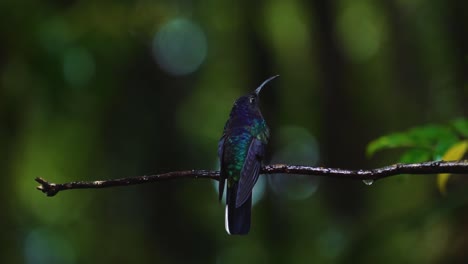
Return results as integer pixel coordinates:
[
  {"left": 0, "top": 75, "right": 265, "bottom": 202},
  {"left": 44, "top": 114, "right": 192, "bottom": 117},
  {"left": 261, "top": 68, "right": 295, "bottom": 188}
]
[{"left": 255, "top": 75, "right": 279, "bottom": 95}]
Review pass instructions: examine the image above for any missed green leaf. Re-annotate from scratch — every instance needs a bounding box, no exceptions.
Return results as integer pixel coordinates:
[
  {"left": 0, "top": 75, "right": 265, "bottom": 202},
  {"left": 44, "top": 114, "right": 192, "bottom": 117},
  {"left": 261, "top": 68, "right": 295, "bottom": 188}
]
[
  {"left": 367, "top": 124, "right": 460, "bottom": 158},
  {"left": 398, "top": 148, "right": 432, "bottom": 163},
  {"left": 437, "top": 140, "right": 468, "bottom": 194},
  {"left": 451, "top": 118, "right": 468, "bottom": 137},
  {"left": 433, "top": 136, "right": 460, "bottom": 160},
  {"left": 407, "top": 125, "right": 455, "bottom": 146},
  {"left": 366, "top": 132, "right": 415, "bottom": 157}
]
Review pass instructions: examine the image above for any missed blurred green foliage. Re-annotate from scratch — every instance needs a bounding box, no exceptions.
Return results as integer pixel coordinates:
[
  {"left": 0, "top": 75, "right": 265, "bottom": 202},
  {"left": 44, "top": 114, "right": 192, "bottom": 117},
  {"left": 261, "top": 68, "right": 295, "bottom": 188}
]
[
  {"left": 0, "top": 0, "right": 467, "bottom": 263},
  {"left": 367, "top": 118, "right": 468, "bottom": 161},
  {"left": 367, "top": 119, "right": 468, "bottom": 194}
]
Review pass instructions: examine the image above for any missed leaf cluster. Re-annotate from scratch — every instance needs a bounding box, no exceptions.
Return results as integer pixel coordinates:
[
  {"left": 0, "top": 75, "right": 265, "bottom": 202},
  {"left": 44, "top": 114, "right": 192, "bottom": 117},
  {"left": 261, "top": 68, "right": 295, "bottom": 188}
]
[{"left": 367, "top": 118, "right": 468, "bottom": 193}]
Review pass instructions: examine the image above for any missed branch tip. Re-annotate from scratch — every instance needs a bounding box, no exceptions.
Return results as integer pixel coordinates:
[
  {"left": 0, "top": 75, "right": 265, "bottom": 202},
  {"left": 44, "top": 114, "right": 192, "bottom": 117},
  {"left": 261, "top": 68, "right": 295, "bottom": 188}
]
[{"left": 35, "top": 177, "right": 59, "bottom": 197}]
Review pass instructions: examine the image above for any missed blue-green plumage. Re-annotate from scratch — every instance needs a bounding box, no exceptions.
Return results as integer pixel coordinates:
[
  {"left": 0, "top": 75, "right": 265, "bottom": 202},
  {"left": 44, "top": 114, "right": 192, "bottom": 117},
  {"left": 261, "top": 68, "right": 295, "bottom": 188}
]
[{"left": 218, "top": 75, "right": 277, "bottom": 235}]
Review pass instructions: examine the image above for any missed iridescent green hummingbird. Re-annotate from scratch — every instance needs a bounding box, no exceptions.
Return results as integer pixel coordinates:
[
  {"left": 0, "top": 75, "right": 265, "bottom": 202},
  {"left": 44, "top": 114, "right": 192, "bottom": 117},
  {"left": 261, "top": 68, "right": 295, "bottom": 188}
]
[{"left": 218, "top": 75, "right": 278, "bottom": 235}]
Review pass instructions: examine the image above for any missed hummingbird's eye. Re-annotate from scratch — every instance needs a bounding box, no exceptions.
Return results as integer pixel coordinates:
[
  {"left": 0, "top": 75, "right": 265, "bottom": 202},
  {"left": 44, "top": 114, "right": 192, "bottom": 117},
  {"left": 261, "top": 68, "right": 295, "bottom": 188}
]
[{"left": 249, "top": 97, "right": 256, "bottom": 104}]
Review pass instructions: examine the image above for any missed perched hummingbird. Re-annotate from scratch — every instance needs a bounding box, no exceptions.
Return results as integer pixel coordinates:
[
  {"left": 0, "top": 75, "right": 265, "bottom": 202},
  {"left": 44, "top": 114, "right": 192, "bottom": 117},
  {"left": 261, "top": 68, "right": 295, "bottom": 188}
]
[{"left": 218, "top": 75, "right": 278, "bottom": 235}]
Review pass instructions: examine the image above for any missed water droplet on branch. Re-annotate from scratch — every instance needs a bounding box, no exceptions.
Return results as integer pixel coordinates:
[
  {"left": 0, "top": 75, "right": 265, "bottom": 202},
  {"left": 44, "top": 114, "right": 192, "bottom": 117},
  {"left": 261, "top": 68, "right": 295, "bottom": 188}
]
[{"left": 362, "top": 179, "right": 374, "bottom": 186}]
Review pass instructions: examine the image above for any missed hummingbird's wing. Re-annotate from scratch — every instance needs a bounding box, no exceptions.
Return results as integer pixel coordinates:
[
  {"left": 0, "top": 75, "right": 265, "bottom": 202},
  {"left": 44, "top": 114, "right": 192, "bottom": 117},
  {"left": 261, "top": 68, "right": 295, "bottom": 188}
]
[
  {"left": 235, "top": 138, "right": 265, "bottom": 207},
  {"left": 218, "top": 135, "right": 226, "bottom": 201}
]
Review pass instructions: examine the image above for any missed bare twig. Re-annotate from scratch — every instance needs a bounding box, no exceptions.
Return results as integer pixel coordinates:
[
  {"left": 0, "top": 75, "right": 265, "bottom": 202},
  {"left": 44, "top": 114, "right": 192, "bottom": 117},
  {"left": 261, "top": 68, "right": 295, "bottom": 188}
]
[{"left": 36, "top": 160, "right": 468, "bottom": 197}]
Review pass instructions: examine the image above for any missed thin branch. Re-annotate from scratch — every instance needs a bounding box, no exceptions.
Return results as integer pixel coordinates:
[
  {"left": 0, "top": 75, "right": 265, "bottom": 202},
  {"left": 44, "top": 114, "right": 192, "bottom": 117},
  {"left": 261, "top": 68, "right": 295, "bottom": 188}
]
[{"left": 36, "top": 160, "right": 468, "bottom": 197}]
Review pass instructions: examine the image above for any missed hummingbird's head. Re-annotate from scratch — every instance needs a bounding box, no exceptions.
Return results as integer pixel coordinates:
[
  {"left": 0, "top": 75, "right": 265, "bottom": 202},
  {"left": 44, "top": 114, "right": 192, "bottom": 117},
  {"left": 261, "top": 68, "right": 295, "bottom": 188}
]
[{"left": 232, "top": 75, "right": 279, "bottom": 114}]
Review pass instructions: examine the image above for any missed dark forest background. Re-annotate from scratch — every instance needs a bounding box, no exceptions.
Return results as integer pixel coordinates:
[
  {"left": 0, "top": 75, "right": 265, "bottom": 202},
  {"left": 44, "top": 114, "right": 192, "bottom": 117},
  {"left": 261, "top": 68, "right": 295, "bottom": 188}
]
[{"left": 1, "top": 0, "right": 467, "bottom": 263}]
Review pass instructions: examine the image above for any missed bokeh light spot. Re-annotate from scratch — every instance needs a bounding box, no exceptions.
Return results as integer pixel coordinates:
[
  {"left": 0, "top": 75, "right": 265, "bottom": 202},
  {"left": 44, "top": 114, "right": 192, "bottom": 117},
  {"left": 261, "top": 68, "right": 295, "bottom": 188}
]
[
  {"left": 38, "top": 17, "right": 73, "bottom": 55},
  {"left": 24, "top": 228, "right": 76, "bottom": 264},
  {"left": 317, "top": 228, "right": 347, "bottom": 259},
  {"left": 152, "top": 18, "right": 207, "bottom": 76},
  {"left": 269, "top": 126, "right": 320, "bottom": 200},
  {"left": 269, "top": 174, "right": 318, "bottom": 200},
  {"left": 337, "top": 2, "right": 385, "bottom": 62},
  {"left": 63, "top": 47, "right": 95, "bottom": 87},
  {"left": 265, "top": 1, "right": 312, "bottom": 58}
]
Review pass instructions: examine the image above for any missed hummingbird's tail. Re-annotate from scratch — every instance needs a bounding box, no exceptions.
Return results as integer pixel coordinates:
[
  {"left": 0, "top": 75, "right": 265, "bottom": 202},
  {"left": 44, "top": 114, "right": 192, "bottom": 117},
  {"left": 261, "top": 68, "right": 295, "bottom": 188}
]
[{"left": 225, "top": 186, "right": 252, "bottom": 235}]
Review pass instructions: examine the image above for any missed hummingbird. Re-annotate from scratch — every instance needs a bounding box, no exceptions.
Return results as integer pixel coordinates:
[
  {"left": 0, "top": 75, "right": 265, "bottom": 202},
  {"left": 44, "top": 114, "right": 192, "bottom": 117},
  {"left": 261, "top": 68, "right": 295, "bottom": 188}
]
[{"left": 218, "top": 75, "right": 278, "bottom": 235}]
